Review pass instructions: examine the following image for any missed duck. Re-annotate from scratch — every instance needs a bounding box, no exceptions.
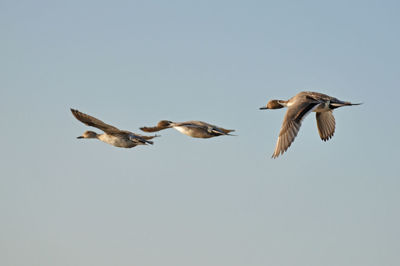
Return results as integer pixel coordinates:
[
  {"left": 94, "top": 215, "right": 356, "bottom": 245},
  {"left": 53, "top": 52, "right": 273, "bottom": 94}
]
[
  {"left": 140, "top": 120, "right": 235, "bottom": 139},
  {"left": 259, "top": 91, "right": 361, "bottom": 158},
  {"left": 71, "top": 108, "right": 158, "bottom": 148}
]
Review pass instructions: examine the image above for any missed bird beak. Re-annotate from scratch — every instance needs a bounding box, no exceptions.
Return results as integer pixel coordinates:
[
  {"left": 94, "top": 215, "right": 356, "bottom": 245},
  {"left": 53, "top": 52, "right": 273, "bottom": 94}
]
[
  {"left": 259, "top": 106, "right": 268, "bottom": 110},
  {"left": 77, "top": 136, "right": 84, "bottom": 139}
]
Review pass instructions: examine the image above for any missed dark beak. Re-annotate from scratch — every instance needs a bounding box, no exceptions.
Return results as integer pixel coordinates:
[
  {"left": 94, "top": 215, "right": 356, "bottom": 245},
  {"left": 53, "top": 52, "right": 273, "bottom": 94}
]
[
  {"left": 77, "top": 136, "right": 84, "bottom": 139},
  {"left": 259, "top": 106, "right": 268, "bottom": 110}
]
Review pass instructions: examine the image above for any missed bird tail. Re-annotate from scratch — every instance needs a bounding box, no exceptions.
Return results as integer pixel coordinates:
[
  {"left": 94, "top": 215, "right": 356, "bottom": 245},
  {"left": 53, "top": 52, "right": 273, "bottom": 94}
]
[
  {"left": 220, "top": 128, "right": 236, "bottom": 135},
  {"left": 330, "top": 101, "right": 362, "bottom": 107}
]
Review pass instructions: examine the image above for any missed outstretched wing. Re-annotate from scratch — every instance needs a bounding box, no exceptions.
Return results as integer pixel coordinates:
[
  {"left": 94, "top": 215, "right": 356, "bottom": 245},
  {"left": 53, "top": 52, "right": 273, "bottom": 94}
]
[
  {"left": 316, "top": 111, "right": 335, "bottom": 141},
  {"left": 272, "top": 101, "right": 320, "bottom": 158},
  {"left": 71, "top": 108, "right": 119, "bottom": 133}
]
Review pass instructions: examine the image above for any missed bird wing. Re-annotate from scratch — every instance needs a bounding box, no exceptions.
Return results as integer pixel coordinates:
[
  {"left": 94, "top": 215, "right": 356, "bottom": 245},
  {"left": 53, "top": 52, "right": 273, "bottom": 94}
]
[
  {"left": 70, "top": 108, "right": 120, "bottom": 133},
  {"left": 316, "top": 111, "right": 336, "bottom": 141},
  {"left": 272, "top": 101, "right": 320, "bottom": 158}
]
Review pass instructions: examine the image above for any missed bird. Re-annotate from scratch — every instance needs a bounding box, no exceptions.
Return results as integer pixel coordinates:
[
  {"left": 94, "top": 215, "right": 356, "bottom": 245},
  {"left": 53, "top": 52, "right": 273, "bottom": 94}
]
[
  {"left": 140, "top": 120, "right": 235, "bottom": 139},
  {"left": 259, "top": 91, "right": 361, "bottom": 158},
  {"left": 70, "top": 108, "right": 158, "bottom": 148}
]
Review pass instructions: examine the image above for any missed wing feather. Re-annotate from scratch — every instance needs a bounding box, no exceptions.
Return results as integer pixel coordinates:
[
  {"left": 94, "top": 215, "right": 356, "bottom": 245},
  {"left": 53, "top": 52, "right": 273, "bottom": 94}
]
[
  {"left": 272, "top": 102, "right": 319, "bottom": 158},
  {"left": 71, "top": 109, "right": 119, "bottom": 133},
  {"left": 316, "top": 111, "right": 336, "bottom": 141}
]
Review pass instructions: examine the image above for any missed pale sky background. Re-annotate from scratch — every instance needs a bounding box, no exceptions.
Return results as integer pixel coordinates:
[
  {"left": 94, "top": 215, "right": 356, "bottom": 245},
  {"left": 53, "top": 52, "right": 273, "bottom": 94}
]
[{"left": 1, "top": 0, "right": 399, "bottom": 265}]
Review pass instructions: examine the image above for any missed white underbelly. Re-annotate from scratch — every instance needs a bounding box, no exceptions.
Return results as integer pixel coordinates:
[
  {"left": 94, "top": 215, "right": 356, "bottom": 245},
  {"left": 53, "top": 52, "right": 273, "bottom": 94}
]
[{"left": 174, "top": 126, "right": 191, "bottom": 135}]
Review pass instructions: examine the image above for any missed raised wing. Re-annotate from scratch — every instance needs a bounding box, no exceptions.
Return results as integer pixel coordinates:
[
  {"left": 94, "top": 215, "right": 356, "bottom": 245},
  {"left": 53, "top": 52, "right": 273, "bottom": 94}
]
[{"left": 70, "top": 108, "right": 119, "bottom": 133}]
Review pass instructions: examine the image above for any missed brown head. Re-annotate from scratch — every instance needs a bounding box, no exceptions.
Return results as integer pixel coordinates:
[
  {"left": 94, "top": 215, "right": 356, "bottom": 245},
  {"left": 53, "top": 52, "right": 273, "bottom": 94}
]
[
  {"left": 259, "top": 100, "right": 285, "bottom": 110},
  {"left": 140, "top": 120, "right": 172, "bottom": 133},
  {"left": 157, "top": 120, "right": 173, "bottom": 128},
  {"left": 77, "top": 130, "right": 98, "bottom": 139}
]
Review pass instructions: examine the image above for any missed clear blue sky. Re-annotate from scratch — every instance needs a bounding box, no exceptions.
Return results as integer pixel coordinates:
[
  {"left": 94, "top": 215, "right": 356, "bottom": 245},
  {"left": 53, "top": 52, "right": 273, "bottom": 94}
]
[{"left": 1, "top": 1, "right": 399, "bottom": 265}]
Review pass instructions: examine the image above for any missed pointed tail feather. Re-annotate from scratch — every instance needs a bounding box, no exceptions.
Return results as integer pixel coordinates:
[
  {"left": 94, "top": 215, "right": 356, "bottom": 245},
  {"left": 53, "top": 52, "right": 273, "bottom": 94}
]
[
  {"left": 330, "top": 102, "right": 362, "bottom": 107},
  {"left": 220, "top": 128, "right": 236, "bottom": 135}
]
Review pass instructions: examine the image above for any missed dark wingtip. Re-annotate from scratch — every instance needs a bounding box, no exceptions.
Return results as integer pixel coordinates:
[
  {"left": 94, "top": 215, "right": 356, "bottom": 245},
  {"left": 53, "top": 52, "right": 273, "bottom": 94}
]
[
  {"left": 70, "top": 108, "right": 80, "bottom": 117},
  {"left": 271, "top": 151, "right": 281, "bottom": 159}
]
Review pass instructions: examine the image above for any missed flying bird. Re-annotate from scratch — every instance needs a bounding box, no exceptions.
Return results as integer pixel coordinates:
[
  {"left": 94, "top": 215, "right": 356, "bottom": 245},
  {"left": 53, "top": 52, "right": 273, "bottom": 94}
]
[
  {"left": 140, "top": 120, "right": 235, "bottom": 139},
  {"left": 71, "top": 108, "right": 158, "bottom": 148},
  {"left": 260, "top": 91, "right": 361, "bottom": 158}
]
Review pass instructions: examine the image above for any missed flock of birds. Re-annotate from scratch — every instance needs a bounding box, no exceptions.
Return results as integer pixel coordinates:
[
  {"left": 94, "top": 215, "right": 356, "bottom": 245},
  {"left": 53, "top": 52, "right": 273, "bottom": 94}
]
[{"left": 71, "top": 91, "right": 361, "bottom": 158}]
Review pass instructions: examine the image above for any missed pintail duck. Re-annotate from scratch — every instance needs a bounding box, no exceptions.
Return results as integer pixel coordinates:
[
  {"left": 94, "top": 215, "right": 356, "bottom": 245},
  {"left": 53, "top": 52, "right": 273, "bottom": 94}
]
[
  {"left": 140, "top": 120, "right": 235, "bottom": 139},
  {"left": 71, "top": 108, "right": 158, "bottom": 148},
  {"left": 260, "top": 91, "right": 361, "bottom": 158}
]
